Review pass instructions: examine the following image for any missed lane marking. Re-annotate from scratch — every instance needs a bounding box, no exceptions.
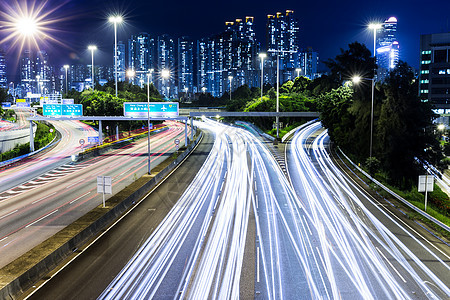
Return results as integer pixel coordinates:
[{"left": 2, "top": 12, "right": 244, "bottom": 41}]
[
  {"left": 26, "top": 210, "right": 58, "bottom": 228},
  {"left": 257, "top": 246, "right": 260, "bottom": 283},
  {"left": 32, "top": 192, "right": 57, "bottom": 204},
  {"left": 376, "top": 247, "right": 407, "bottom": 283},
  {"left": 0, "top": 209, "right": 19, "bottom": 220},
  {"left": 70, "top": 192, "right": 91, "bottom": 204}
]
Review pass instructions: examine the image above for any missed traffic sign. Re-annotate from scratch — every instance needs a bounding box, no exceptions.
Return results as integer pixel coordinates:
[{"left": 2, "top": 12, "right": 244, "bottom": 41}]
[
  {"left": 43, "top": 104, "right": 62, "bottom": 116},
  {"left": 16, "top": 102, "right": 31, "bottom": 108},
  {"left": 174, "top": 139, "right": 180, "bottom": 145},
  {"left": 123, "top": 102, "right": 179, "bottom": 118},
  {"left": 43, "top": 104, "right": 83, "bottom": 117},
  {"left": 88, "top": 136, "right": 99, "bottom": 143},
  {"left": 79, "top": 139, "right": 85, "bottom": 145}
]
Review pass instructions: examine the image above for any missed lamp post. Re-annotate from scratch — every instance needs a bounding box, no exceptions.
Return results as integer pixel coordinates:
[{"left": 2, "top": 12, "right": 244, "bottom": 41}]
[
  {"left": 259, "top": 53, "right": 266, "bottom": 103},
  {"left": 88, "top": 45, "right": 97, "bottom": 89},
  {"left": 295, "top": 68, "right": 302, "bottom": 78},
  {"left": 109, "top": 15, "right": 123, "bottom": 97},
  {"left": 276, "top": 54, "right": 280, "bottom": 140},
  {"left": 228, "top": 76, "right": 233, "bottom": 101},
  {"left": 368, "top": 23, "right": 382, "bottom": 158},
  {"left": 202, "top": 87, "right": 206, "bottom": 94},
  {"left": 146, "top": 69, "right": 154, "bottom": 175},
  {"left": 63, "top": 65, "right": 69, "bottom": 95}
]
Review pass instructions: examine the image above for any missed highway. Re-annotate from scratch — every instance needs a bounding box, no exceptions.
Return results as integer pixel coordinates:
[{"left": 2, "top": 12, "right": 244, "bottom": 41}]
[
  {"left": 0, "top": 121, "right": 188, "bottom": 268},
  {"left": 287, "top": 122, "right": 450, "bottom": 299},
  {"left": 0, "top": 119, "right": 97, "bottom": 192},
  {"left": 21, "top": 119, "right": 450, "bottom": 299}
]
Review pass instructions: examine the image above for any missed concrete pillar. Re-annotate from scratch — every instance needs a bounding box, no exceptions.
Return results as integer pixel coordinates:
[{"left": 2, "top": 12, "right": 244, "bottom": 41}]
[
  {"left": 29, "top": 121, "right": 35, "bottom": 152},
  {"left": 99, "top": 120, "right": 103, "bottom": 145},
  {"left": 116, "top": 124, "right": 119, "bottom": 141},
  {"left": 190, "top": 117, "right": 194, "bottom": 142},
  {"left": 184, "top": 118, "right": 188, "bottom": 147}
]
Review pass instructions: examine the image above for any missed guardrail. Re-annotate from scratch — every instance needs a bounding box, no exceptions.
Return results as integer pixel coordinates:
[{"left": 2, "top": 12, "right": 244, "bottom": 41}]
[{"left": 337, "top": 148, "right": 450, "bottom": 233}]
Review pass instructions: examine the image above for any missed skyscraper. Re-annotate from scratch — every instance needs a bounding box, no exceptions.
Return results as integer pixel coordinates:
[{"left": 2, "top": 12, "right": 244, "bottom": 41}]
[
  {"left": 178, "top": 36, "right": 194, "bottom": 97},
  {"left": 157, "top": 34, "right": 176, "bottom": 98},
  {"left": 196, "top": 17, "right": 259, "bottom": 97},
  {"left": 376, "top": 17, "right": 400, "bottom": 81},
  {"left": 266, "top": 10, "right": 300, "bottom": 83},
  {"left": 128, "top": 33, "right": 155, "bottom": 86},
  {"left": 20, "top": 50, "right": 34, "bottom": 94},
  {"left": 117, "top": 41, "right": 126, "bottom": 82},
  {"left": 298, "top": 48, "right": 319, "bottom": 80},
  {"left": 419, "top": 32, "right": 450, "bottom": 111},
  {"left": 0, "top": 49, "right": 6, "bottom": 89},
  {"left": 35, "top": 50, "right": 51, "bottom": 94}
]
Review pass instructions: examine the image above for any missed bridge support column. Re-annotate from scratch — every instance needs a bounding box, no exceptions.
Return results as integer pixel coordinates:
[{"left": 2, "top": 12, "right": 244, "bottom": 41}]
[
  {"left": 29, "top": 121, "right": 34, "bottom": 152},
  {"left": 116, "top": 124, "right": 119, "bottom": 141},
  {"left": 99, "top": 120, "right": 103, "bottom": 145},
  {"left": 190, "top": 117, "right": 194, "bottom": 142},
  {"left": 184, "top": 119, "right": 188, "bottom": 147}
]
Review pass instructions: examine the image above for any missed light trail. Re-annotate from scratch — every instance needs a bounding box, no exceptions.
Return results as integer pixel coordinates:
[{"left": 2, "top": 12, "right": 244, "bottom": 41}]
[{"left": 288, "top": 121, "right": 450, "bottom": 299}]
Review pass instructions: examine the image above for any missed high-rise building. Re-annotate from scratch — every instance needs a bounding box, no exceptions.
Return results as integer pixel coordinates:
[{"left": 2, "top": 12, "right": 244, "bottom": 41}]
[
  {"left": 157, "top": 34, "right": 176, "bottom": 98},
  {"left": 178, "top": 36, "right": 194, "bottom": 97},
  {"left": 35, "top": 50, "right": 52, "bottom": 94},
  {"left": 419, "top": 32, "right": 450, "bottom": 111},
  {"left": 20, "top": 50, "right": 34, "bottom": 94},
  {"left": 298, "top": 48, "right": 319, "bottom": 80},
  {"left": 376, "top": 17, "right": 400, "bottom": 81},
  {"left": 117, "top": 41, "right": 126, "bottom": 82},
  {"left": 196, "top": 17, "right": 259, "bottom": 97},
  {"left": 128, "top": 33, "right": 155, "bottom": 86},
  {"left": 266, "top": 10, "right": 300, "bottom": 83},
  {"left": 0, "top": 49, "right": 6, "bottom": 89}
]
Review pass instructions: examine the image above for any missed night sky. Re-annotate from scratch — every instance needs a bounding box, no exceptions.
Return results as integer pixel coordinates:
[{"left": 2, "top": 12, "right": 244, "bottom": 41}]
[{"left": 2, "top": 0, "right": 450, "bottom": 79}]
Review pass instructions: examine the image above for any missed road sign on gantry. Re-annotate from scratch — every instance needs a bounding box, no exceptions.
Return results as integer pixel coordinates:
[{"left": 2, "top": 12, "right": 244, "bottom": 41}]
[
  {"left": 123, "top": 102, "right": 179, "bottom": 118},
  {"left": 43, "top": 104, "right": 62, "bottom": 116},
  {"left": 62, "top": 104, "right": 83, "bottom": 116}
]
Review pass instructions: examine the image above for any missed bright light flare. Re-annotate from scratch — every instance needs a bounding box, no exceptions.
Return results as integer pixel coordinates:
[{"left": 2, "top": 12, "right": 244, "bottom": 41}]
[
  {"left": 0, "top": 0, "right": 68, "bottom": 55},
  {"left": 352, "top": 76, "right": 362, "bottom": 84},
  {"left": 161, "top": 69, "right": 170, "bottom": 79}
]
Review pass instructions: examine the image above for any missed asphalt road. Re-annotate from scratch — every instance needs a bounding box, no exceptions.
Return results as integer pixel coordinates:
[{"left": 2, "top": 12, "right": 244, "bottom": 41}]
[
  {"left": 24, "top": 130, "right": 214, "bottom": 300},
  {"left": 0, "top": 122, "right": 188, "bottom": 268}
]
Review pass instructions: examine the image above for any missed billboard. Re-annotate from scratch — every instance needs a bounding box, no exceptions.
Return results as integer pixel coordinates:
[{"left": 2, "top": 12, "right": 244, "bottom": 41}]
[{"left": 124, "top": 102, "right": 179, "bottom": 118}]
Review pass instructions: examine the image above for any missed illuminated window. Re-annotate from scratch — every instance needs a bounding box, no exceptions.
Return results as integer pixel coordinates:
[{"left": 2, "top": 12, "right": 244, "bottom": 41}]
[
  {"left": 421, "top": 60, "right": 431, "bottom": 64},
  {"left": 420, "top": 79, "right": 429, "bottom": 83},
  {"left": 421, "top": 50, "right": 431, "bottom": 55},
  {"left": 420, "top": 89, "right": 429, "bottom": 94},
  {"left": 421, "top": 70, "right": 429, "bottom": 74}
]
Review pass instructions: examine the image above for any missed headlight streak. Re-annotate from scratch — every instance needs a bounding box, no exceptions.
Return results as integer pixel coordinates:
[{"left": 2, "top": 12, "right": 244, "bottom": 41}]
[{"left": 289, "top": 121, "right": 450, "bottom": 299}]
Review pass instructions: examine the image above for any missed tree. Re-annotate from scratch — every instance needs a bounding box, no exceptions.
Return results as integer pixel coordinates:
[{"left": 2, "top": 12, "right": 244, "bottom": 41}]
[{"left": 375, "top": 61, "right": 443, "bottom": 186}]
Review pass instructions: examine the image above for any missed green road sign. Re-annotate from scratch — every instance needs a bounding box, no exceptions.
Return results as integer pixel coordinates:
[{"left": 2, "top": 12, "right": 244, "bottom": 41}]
[
  {"left": 43, "top": 104, "right": 83, "bottom": 117},
  {"left": 43, "top": 104, "right": 62, "bottom": 116},
  {"left": 62, "top": 104, "right": 83, "bottom": 116},
  {"left": 124, "top": 102, "right": 179, "bottom": 118}
]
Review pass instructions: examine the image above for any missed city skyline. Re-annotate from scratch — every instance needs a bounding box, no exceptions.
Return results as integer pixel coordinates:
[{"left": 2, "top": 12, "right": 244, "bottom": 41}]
[{"left": 0, "top": 0, "right": 449, "bottom": 79}]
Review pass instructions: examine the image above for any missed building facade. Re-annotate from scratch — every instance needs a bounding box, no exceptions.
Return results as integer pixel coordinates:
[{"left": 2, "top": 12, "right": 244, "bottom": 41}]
[
  {"left": 157, "top": 34, "right": 176, "bottom": 98},
  {"left": 419, "top": 32, "right": 450, "bottom": 111},
  {"left": 178, "top": 36, "right": 194, "bottom": 98},
  {"left": 376, "top": 17, "right": 400, "bottom": 81},
  {"left": 0, "top": 49, "right": 6, "bottom": 89},
  {"left": 266, "top": 10, "right": 300, "bottom": 84}
]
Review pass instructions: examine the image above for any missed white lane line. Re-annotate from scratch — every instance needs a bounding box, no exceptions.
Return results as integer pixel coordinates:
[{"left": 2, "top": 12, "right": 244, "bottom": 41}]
[
  {"left": 25, "top": 210, "right": 58, "bottom": 228},
  {"left": 376, "top": 247, "right": 407, "bottom": 283},
  {"left": 257, "top": 246, "right": 260, "bottom": 283},
  {"left": 70, "top": 192, "right": 91, "bottom": 204},
  {"left": 0, "top": 236, "right": 8, "bottom": 242},
  {"left": 32, "top": 192, "right": 57, "bottom": 204},
  {"left": 0, "top": 209, "right": 19, "bottom": 220},
  {"left": 6, "top": 190, "right": 21, "bottom": 194},
  {"left": 66, "top": 179, "right": 85, "bottom": 189}
]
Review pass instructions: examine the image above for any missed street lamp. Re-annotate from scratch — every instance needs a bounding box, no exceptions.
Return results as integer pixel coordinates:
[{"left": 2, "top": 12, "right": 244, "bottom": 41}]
[
  {"left": 146, "top": 69, "right": 154, "bottom": 175},
  {"left": 184, "top": 87, "right": 188, "bottom": 101},
  {"left": 259, "top": 53, "right": 266, "bottom": 103},
  {"left": 126, "top": 69, "right": 135, "bottom": 84},
  {"left": 228, "top": 76, "right": 233, "bottom": 101},
  {"left": 109, "top": 15, "right": 123, "bottom": 97},
  {"left": 202, "top": 87, "right": 206, "bottom": 94},
  {"left": 63, "top": 65, "right": 69, "bottom": 94},
  {"left": 295, "top": 68, "right": 302, "bottom": 78},
  {"left": 88, "top": 45, "right": 97, "bottom": 89},
  {"left": 368, "top": 22, "right": 382, "bottom": 158}
]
